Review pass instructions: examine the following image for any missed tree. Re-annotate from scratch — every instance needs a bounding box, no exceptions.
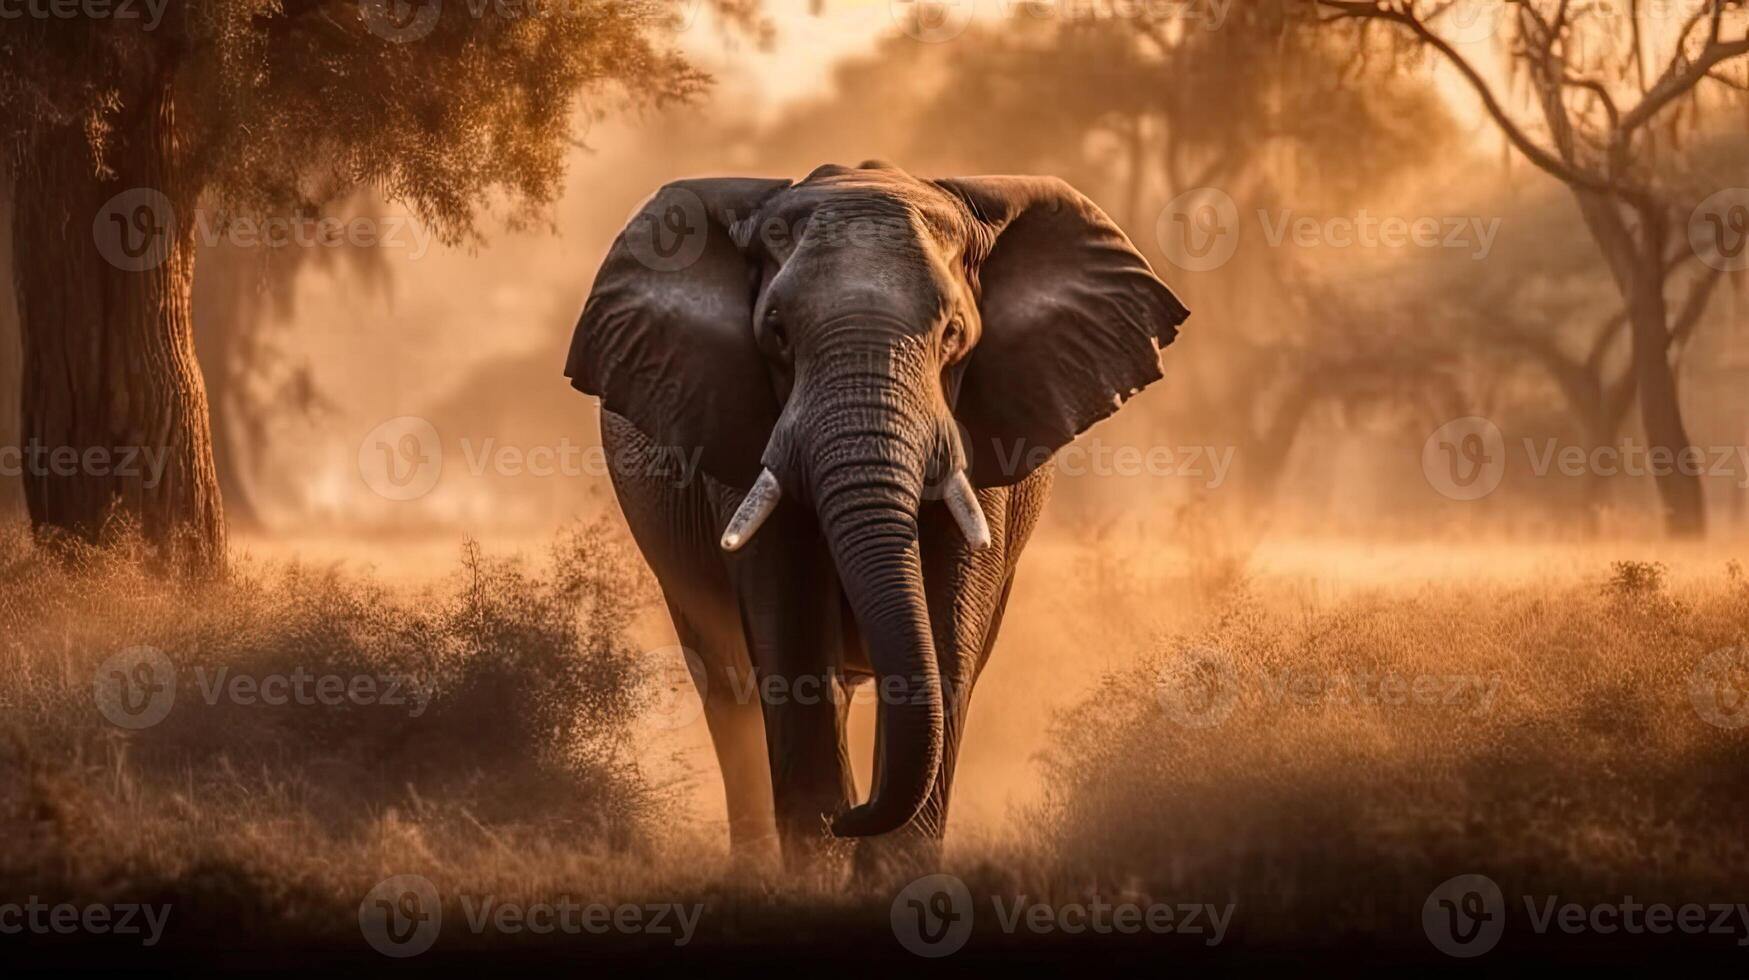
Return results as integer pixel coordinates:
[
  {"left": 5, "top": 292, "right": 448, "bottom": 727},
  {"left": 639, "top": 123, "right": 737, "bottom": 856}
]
[
  {"left": 1313, "top": 0, "right": 1749, "bottom": 536},
  {"left": 0, "top": 1, "right": 707, "bottom": 562}
]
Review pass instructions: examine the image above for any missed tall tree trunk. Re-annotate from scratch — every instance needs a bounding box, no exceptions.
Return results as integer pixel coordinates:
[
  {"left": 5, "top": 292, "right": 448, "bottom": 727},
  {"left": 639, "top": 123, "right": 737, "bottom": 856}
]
[
  {"left": 1626, "top": 259, "right": 1705, "bottom": 538},
  {"left": 1573, "top": 191, "right": 1707, "bottom": 538},
  {"left": 10, "top": 81, "right": 223, "bottom": 562}
]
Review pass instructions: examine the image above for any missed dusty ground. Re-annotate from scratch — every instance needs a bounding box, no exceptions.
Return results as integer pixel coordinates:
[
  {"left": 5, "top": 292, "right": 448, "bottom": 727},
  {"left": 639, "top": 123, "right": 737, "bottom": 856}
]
[{"left": 3, "top": 517, "right": 1748, "bottom": 969}]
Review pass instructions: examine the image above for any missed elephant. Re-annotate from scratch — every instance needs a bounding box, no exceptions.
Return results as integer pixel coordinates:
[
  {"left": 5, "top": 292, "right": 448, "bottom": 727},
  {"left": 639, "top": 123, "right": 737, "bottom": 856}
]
[{"left": 565, "top": 162, "right": 1187, "bottom": 873}]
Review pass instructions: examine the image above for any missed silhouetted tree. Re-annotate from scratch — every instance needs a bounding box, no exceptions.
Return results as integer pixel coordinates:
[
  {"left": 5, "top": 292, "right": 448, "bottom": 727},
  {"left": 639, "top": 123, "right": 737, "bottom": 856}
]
[{"left": 1313, "top": 0, "right": 1749, "bottom": 536}]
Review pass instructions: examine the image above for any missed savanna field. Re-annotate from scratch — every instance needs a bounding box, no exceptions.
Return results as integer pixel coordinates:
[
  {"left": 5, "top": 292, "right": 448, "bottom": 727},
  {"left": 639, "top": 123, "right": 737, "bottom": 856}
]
[{"left": 4, "top": 516, "right": 1747, "bottom": 969}]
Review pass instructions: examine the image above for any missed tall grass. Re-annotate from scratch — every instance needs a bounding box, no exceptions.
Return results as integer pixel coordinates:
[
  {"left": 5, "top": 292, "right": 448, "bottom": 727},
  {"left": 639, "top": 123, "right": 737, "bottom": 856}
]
[
  {"left": 1024, "top": 563, "right": 1749, "bottom": 947},
  {"left": 0, "top": 519, "right": 663, "bottom": 939}
]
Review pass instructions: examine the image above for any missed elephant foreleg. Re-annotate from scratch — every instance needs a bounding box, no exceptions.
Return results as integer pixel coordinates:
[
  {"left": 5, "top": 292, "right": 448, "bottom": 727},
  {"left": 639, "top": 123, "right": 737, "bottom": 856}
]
[{"left": 727, "top": 502, "right": 855, "bottom": 874}]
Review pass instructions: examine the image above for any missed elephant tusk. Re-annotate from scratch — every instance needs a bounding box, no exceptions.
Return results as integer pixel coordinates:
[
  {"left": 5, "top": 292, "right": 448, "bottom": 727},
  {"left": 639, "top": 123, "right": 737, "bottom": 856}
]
[
  {"left": 721, "top": 468, "right": 782, "bottom": 552},
  {"left": 942, "top": 469, "right": 992, "bottom": 552}
]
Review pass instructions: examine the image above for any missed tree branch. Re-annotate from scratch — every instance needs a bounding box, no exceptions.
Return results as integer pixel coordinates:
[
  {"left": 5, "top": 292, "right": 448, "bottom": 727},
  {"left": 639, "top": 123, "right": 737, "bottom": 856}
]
[{"left": 1316, "top": 0, "right": 1615, "bottom": 193}]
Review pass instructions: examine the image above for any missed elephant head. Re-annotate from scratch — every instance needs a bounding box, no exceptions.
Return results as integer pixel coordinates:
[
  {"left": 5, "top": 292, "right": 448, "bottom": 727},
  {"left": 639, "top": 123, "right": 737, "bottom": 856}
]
[{"left": 567, "top": 163, "right": 1187, "bottom": 837}]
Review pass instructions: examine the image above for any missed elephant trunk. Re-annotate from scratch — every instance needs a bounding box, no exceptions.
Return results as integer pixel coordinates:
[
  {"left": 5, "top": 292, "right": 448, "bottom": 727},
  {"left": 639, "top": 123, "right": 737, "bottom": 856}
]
[{"left": 802, "top": 375, "right": 943, "bottom": 838}]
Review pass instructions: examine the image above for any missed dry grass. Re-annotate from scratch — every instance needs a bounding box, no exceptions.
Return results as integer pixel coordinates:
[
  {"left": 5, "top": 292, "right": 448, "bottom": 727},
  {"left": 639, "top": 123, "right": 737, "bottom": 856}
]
[
  {"left": 0, "top": 519, "right": 674, "bottom": 956},
  {"left": 1003, "top": 550, "right": 1749, "bottom": 960},
  {"left": 3, "top": 521, "right": 1748, "bottom": 966}
]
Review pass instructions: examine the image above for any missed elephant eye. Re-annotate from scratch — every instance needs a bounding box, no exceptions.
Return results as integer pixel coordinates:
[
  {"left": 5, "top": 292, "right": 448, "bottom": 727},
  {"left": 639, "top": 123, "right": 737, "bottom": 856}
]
[
  {"left": 942, "top": 316, "right": 965, "bottom": 358},
  {"left": 765, "top": 307, "right": 789, "bottom": 353}
]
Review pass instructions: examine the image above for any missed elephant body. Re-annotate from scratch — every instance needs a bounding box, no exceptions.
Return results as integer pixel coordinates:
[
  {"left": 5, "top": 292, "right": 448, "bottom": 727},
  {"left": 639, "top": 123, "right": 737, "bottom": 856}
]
[{"left": 568, "top": 163, "right": 1186, "bottom": 870}]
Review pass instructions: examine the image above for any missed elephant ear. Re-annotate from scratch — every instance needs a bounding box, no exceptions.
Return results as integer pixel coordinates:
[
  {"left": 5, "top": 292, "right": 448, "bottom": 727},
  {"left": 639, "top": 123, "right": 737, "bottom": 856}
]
[
  {"left": 566, "top": 178, "right": 792, "bottom": 488},
  {"left": 937, "top": 176, "right": 1189, "bottom": 487}
]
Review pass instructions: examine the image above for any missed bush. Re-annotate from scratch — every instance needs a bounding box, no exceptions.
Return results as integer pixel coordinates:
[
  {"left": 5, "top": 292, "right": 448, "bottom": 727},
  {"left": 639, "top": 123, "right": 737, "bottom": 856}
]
[{"left": 0, "top": 518, "right": 662, "bottom": 910}]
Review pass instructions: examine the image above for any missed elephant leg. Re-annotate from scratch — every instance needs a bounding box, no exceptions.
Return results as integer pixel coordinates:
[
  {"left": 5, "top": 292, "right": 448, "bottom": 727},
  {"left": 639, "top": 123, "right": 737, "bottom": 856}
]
[
  {"left": 603, "top": 410, "right": 778, "bottom": 863},
  {"left": 727, "top": 503, "right": 855, "bottom": 873},
  {"left": 671, "top": 606, "right": 781, "bottom": 865}
]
